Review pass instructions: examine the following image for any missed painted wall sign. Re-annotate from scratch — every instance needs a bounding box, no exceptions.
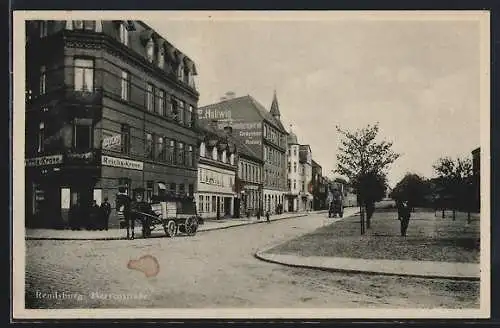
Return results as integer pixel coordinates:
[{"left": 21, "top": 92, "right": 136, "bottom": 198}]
[
  {"left": 101, "top": 155, "right": 143, "bottom": 171},
  {"left": 25, "top": 154, "right": 63, "bottom": 167},
  {"left": 197, "top": 108, "right": 232, "bottom": 120},
  {"left": 102, "top": 134, "right": 121, "bottom": 150}
]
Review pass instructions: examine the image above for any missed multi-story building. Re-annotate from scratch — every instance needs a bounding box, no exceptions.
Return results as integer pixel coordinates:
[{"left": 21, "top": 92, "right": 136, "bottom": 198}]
[
  {"left": 197, "top": 92, "right": 288, "bottom": 214},
  {"left": 196, "top": 122, "right": 237, "bottom": 219},
  {"left": 311, "top": 159, "right": 327, "bottom": 210},
  {"left": 236, "top": 140, "right": 264, "bottom": 217},
  {"left": 298, "top": 144, "right": 313, "bottom": 211},
  {"left": 25, "top": 20, "right": 200, "bottom": 228},
  {"left": 285, "top": 130, "right": 300, "bottom": 212}
]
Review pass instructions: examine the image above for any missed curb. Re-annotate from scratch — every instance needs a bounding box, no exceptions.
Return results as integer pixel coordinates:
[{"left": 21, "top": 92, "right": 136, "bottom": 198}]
[
  {"left": 253, "top": 251, "right": 480, "bottom": 281},
  {"left": 25, "top": 214, "right": 309, "bottom": 241}
]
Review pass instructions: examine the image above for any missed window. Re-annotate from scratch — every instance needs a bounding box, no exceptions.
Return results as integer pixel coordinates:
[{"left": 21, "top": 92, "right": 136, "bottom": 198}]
[
  {"left": 157, "top": 136, "right": 164, "bottom": 161},
  {"left": 293, "top": 180, "right": 296, "bottom": 190},
  {"left": 288, "top": 162, "right": 291, "bottom": 173},
  {"left": 179, "top": 184, "right": 185, "bottom": 196},
  {"left": 37, "top": 122, "right": 45, "bottom": 153},
  {"left": 212, "top": 147, "right": 217, "bottom": 161},
  {"left": 119, "top": 22, "right": 129, "bottom": 46},
  {"left": 293, "top": 148, "right": 297, "bottom": 156},
  {"left": 186, "top": 105, "right": 193, "bottom": 127},
  {"left": 121, "top": 71, "right": 129, "bottom": 100},
  {"left": 287, "top": 179, "right": 291, "bottom": 190},
  {"left": 145, "top": 132, "right": 154, "bottom": 159},
  {"left": 187, "top": 145, "right": 193, "bottom": 167},
  {"left": 74, "top": 58, "right": 94, "bottom": 92},
  {"left": 167, "top": 140, "right": 175, "bottom": 164},
  {"left": 171, "top": 98, "right": 178, "bottom": 120},
  {"left": 294, "top": 162, "right": 297, "bottom": 173},
  {"left": 177, "top": 142, "right": 184, "bottom": 165},
  {"left": 146, "top": 181, "right": 153, "bottom": 203},
  {"left": 188, "top": 184, "right": 194, "bottom": 197},
  {"left": 212, "top": 196, "right": 217, "bottom": 212},
  {"left": 74, "top": 123, "right": 92, "bottom": 150},
  {"left": 120, "top": 124, "right": 130, "bottom": 154},
  {"left": 146, "top": 39, "right": 154, "bottom": 63},
  {"left": 222, "top": 151, "right": 227, "bottom": 163},
  {"left": 146, "top": 83, "right": 154, "bottom": 111},
  {"left": 302, "top": 182, "right": 305, "bottom": 193},
  {"left": 178, "top": 100, "right": 185, "bottom": 124},
  {"left": 177, "top": 62, "right": 184, "bottom": 81},
  {"left": 230, "top": 154, "right": 234, "bottom": 165},
  {"left": 170, "top": 183, "right": 177, "bottom": 194},
  {"left": 39, "top": 66, "right": 46, "bottom": 95},
  {"left": 72, "top": 20, "right": 96, "bottom": 31},
  {"left": 199, "top": 195, "right": 204, "bottom": 213},
  {"left": 40, "top": 21, "right": 48, "bottom": 38},
  {"left": 205, "top": 195, "right": 210, "bottom": 212},
  {"left": 157, "top": 89, "right": 165, "bottom": 116},
  {"left": 200, "top": 142, "right": 206, "bottom": 157}
]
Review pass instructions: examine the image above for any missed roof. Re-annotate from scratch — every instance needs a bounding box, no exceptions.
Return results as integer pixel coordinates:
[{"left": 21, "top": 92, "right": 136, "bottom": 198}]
[
  {"left": 199, "top": 95, "right": 288, "bottom": 134},
  {"left": 270, "top": 90, "right": 281, "bottom": 118},
  {"left": 311, "top": 159, "right": 321, "bottom": 169},
  {"left": 287, "top": 130, "right": 299, "bottom": 145}
]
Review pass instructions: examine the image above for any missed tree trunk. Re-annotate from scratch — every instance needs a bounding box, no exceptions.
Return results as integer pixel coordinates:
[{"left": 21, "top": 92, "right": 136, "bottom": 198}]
[{"left": 360, "top": 206, "right": 365, "bottom": 235}]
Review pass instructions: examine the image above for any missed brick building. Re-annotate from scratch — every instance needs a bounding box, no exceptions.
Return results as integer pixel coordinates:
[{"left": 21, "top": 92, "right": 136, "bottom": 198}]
[
  {"left": 25, "top": 20, "right": 200, "bottom": 228},
  {"left": 198, "top": 92, "right": 288, "bottom": 214}
]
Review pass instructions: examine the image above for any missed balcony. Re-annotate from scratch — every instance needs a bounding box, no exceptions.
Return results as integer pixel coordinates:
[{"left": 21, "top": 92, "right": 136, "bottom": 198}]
[{"left": 65, "top": 86, "right": 103, "bottom": 106}]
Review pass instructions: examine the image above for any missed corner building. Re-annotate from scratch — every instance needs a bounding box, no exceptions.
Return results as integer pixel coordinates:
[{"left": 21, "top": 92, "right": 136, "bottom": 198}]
[{"left": 25, "top": 20, "right": 200, "bottom": 228}]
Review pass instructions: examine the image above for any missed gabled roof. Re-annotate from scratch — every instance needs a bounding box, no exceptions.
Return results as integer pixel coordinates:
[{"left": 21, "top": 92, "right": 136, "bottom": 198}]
[
  {"left": 270, "top": 90, "right": 280, "bottom": 118},
  {"left": 199, "top": 95, "right": 288, "bottom": 134}
]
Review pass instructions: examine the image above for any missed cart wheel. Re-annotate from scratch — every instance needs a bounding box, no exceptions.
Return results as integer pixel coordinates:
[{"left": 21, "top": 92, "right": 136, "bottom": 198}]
[
  {"left": 184, "top": 216, "right": 198, "bottom": 236},
  {"left": 164, "top": 220, "right": 177, "bottom": 238}
]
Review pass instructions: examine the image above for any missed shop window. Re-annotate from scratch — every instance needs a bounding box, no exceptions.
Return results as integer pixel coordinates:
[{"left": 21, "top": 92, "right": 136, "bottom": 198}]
[
  {"left": 118, "top": 178, "right": 131, "bottom": 196},
  {"left": 205, "top": 195, "right": 210, "bottom": 212},
  {"left": 146, "top": 83, "right": 154, "bottom": 112},
  {"left": 74, "top": 58, "right": 94, "bottom": 92},
  {"left": 145, "top": 132, "right": 154, "bottom": 159},
  {"left": 212, "top": 196, "right": 217, "bottom": 212},
  {"left": 121, "top": 70, "right": 129, "bottom": 100},
  {"left": 121, "top": 124, "right": 130, "bottom": 155},
  {"left": 199, "top": 195, "right": 204, "bottom": 213},
  {"left": 74, "top": 123, "right": 92, "bottom": 150},
  {"left": 170, "top": 183, "right": 177, "bottom": 194},
  {"left": 39, "top": 66, "right": 46, "bottom": 95},
  {"left": 119, "top": 22, "right": 129, "bottom": 46},
  {"left": 179, "top": 184, "right": 185, "bottom": 196},
  {"left": 37, "top": 122, "right": 45, "bottom": 153},
  {"left": 146, "top": 181, "right": 154, "bottom": 203}
]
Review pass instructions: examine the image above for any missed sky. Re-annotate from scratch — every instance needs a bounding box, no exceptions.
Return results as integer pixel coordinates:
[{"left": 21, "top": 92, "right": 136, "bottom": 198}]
[{"left": 147, "top": 13, "right": 483, "bottom": 188}]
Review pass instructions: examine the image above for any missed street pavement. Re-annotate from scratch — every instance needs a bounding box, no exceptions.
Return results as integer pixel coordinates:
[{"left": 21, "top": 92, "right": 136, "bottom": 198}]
[{"left": 25, "top": 208, "right": 479, "bottom": 309}]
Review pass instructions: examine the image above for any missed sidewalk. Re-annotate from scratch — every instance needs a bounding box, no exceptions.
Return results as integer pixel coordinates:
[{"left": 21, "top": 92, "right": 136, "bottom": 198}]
[
  {"left": 254, "top": 252, "right": 480, "bottom": 281},
  {"left": 25, "top": 211, "right": 317, "bottom": 241}
]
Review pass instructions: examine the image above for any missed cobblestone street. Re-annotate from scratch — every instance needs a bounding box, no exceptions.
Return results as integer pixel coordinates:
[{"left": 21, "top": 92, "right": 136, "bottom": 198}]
[{"left": 25, "top": 211, "right": 479, "bottom": 309}]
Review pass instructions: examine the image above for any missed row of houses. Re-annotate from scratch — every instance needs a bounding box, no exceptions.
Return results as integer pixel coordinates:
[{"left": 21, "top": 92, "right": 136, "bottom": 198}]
[{"left": 24, "top": 20, "right": 336, "bottom": 228}]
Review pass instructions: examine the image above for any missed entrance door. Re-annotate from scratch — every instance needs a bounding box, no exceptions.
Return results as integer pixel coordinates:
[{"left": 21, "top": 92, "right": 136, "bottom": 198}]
[
  {"left": 224, "top": 197, "right": 231, "bottom": 217},
  {"left": 288, "top": 197, "right": 294, "bottom": 212}
]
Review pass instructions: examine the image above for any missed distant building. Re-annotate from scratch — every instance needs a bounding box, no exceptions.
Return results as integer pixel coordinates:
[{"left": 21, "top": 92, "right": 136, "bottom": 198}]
[
  {"left": 311, "top": 160, "right": 327, "bottom": 210},
  {"left": 236, "top": 137, "right": 264, "bottom": 217},
  {"left": 298, "top": 145, "right": 313, "bottom": 211},
  {"left": 196, "top": 122, "right": 237, "bottom": 219},
  {"left": 198, "top": 92, "right": 288, "bottom": 214},
  {"left": 286, "top": 129, "right": 300, "bottom": 211},
  {"left": 25, "top": 20, "right": 199, "bottom": 228}
]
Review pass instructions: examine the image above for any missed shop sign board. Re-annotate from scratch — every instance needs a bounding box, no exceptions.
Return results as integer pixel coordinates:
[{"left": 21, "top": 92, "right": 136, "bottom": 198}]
[
  {"left": 102, "top": 134, "right": 121, "bottom": 150},
  {"left": 25, "top": 154, "right": 63, "bottom": 167},
  {"left": 101, "top": 155, "right": 143, "bottom": 171}
]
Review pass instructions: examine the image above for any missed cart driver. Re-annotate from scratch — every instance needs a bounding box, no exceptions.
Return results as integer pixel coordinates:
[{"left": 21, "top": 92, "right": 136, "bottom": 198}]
[{"left": 131, "top": 187, "right": 155, "bottom": 238}]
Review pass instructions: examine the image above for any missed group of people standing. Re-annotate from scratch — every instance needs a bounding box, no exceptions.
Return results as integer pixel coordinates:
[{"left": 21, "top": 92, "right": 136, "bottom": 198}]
[{"left": 68, "top": 198, "right": 112, "bottom": 231}]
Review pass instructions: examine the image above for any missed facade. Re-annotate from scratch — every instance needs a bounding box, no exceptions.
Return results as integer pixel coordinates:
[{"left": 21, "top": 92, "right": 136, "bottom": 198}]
[
  {"left": 311, "top": 160, "right": 327, "bottom": 210},
  {"left": 198, "top": 92, "right": 288, "bottom": 214},
  {"left": 196, "top": 123, "right": 237, "bottom": 219},
  {"left": 236, "top": 142, "right": 264, "bottom": 217},
  {"left": 298, "top": 145, "right": 313, "bottom": 211},
  {"left": 472, "top": 147, "right": 480, "bottom": 212},
  {"left": 285, "top": 130, "right": 300, "bottom": 212},
  {"left": 25, "top": 20, "right": 200, "bottom": 228}
]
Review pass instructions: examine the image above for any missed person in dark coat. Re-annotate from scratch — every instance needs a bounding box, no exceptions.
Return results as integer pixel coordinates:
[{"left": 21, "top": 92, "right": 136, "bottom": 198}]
[
  {"left": 130, "top": 188, "right": 155, "bottom": 238},
  {"left": 398, "top": 200, "right": 412, "bottom": 237},
  {"left": 89, "top": 200, "right": 100, "bottom": 230},
  {"left": 116, "top": 186, "right": 133, "bottom": 239},
  {"left": 100, "top": 197, "right": 112, "bottom": 231},
  {"left": 266, "top": 210, "right": 270, "bottom": 223}
]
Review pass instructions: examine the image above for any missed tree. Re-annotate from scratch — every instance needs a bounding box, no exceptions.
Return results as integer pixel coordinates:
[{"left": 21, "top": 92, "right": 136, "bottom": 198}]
[
  {"left": 390, "top": 173, "right": 432, "bottom": 208},
  {"left": 432, "top": 156, "right": 473, "bottom": 220},
  {"left": 335, "top": 123, "right": 400, "bottom": 234}
]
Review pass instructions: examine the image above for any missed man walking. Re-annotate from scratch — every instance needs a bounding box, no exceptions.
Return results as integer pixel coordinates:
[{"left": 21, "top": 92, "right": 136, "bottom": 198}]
[
  {"left": 398, "top": 200, "right": 411, "bottom": 237},
  {"left": 116, "top": 186, "right": 132, "bottom": 239},
  {"left": 100, "top": 197, "right": 112, "bottom": 231}
]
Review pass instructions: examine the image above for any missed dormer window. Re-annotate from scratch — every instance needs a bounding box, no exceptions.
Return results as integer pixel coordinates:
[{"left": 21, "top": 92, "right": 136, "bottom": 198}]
[
  {"left": 230, "top": 154, "right": 235, "bottom": 165},
  {"left": 119, "top": 22, "right": 129, "bottom": 46},
  {"left": 158, "top": 45, "right": 165, "bottom": 69},
  {"left": 222, "top": 151, "right": 227, "bottom": 163},
  {"left": 212, "top": 147, "right": 217, "bottom": 161},
  {"left": 146, "top": 38, "right": 154, "bottom": 63},
  {"left": 177, "top": 62, "right": 184, "bottom": 81}
]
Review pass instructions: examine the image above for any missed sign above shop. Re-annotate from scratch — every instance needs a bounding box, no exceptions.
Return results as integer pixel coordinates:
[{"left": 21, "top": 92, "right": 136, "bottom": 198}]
[
  {"left": 25, "top": 154, "right": 63, "bottom": 167},
  {"left": 102, "top": 134, "right": 121, "bottom": 150},
  {"left": 101, "top": 155, "right": 143, "bottom": 171}
]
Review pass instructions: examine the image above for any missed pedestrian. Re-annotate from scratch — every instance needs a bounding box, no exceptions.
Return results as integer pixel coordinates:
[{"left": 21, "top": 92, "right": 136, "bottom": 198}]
[
  {"left": 398, "top": 200, "right": 411, "bottom": 237},
  {"left": 116, "top": 186, "right": 133, "bottom": 239},
  {"left": 257, "top": 208, "right": 261, "bottom": 221},
  {"left": 100, "top": 197, "right": 111, "bottom": 231},
  {"left": 266, "top": 210, "right": 270, "bottom": 223},
  {"left": 89, "top": 200, "right": 100, "bottom": 230}
]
